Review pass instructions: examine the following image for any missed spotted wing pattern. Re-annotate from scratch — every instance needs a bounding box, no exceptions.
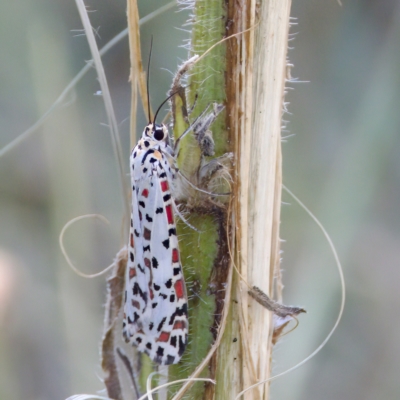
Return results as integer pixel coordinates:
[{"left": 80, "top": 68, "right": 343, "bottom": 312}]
[{"left": 122, "top": 126, "right": 188, "bottom": 365}]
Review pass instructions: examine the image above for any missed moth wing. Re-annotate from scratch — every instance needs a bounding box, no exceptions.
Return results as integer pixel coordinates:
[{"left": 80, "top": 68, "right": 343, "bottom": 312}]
[
  {"left": 123, "top": 155, "right": 187, "bottom": 365},
  {"left": 144, "top": 162, "right": 188, "bottom": 364},
  {"left": 123, "top": 174, "right": 151, "bottom": 340}
]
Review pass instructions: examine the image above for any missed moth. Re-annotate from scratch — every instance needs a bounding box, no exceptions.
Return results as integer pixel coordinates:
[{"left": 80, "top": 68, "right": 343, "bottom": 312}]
[{"left": 122, "top": 114, "right": 188, "bottom": 365}]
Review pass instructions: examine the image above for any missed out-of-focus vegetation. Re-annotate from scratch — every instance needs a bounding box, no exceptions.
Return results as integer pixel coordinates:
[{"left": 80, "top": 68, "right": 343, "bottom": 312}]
[{"left": 0, "top": 1, "right": 399, "bottom": 399}]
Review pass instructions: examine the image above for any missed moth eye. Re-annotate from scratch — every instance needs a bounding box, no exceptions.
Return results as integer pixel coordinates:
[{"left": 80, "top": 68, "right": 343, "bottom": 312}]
[{"left": 154, "top": 129, "right": 164, "bottom": 141}]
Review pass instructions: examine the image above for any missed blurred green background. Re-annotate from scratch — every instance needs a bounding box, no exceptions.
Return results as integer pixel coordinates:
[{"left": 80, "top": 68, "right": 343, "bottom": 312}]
[{"left": 0, "top": 0, "right": 399, "bottom": 399}]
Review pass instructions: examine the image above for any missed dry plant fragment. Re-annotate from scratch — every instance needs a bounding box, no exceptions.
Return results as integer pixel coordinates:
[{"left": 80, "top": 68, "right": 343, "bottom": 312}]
[
  {"left": 116, "top": 347, "right": 141, "bottom": 398},
  {"left": 248, "top": 285, "right": 306, "bottom": 345},
  {"left": 169, "top": 55, "right": 199, "bottom": 126},
  {"left": 101, "top": 247, "right": 128, "bottom": 400},
  {"left": 248, "top": 286, "right": 306, "bottom": 318}
]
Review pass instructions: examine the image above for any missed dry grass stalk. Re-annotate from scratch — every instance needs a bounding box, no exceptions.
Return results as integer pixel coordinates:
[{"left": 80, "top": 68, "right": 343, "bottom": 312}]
[
  {"left": 218, "top": 0, "right": 292, "bottom": 399},
  {"left": 75, "top": 0, "right": 129, "bottom": 218},
  {"left": 127, "top": 0, "right": 148, "bottom": 147}
]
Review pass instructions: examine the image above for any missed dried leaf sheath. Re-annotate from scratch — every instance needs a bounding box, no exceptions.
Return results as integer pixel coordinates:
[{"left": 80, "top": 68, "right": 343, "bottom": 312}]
[{"left": 101, "top": 248, "right": 127, "bottom": 400}]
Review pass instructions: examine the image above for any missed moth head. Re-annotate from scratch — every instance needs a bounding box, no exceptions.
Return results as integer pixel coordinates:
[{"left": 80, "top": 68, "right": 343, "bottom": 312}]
[{"left": 144, "top": 123, "right": 169, "bottom": 143}]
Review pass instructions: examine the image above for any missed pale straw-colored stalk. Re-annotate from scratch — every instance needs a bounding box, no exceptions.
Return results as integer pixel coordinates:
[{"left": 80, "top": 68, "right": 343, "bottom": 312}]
[{"left": 217, "top": 1, "right": 292, "bottom": 399}]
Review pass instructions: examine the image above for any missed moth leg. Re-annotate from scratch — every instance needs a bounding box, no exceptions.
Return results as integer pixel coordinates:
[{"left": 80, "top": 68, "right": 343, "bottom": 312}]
[
  {"left": 174, "top": 103, "right": 224, "bottom": 156},
  {"left": 192, "top": 103, "right": 224, "bottom": 157}
]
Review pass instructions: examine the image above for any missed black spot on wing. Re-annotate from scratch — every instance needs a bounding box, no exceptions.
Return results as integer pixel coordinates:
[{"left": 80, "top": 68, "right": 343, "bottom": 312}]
[
  {"left": 133, "top": 282, "right": 147, "bottom": 303},
  {"left": 173, "top": 267, "right": 181, "bottom": 276},
  {"left": 169, "top": 228, "right": 176, "bottom": 236},
  {"left": 156, "top": 207, "right": 163, "bottom": 214},
  {"left": 166, "top": 355, "right": 175, "bottom": 365},
  {"left": 163, "top": 194, "right": 171, "bottom": 202},
  {"left": 165, "top": 279, "right": 172, "bottom": 289},
  {"left": 157, "top": 317, "right": 166, "bottom": 332},
  {"left": 139, "top": 201, "right": 145, "bottom": 208},
  {"left": 162, "top": 239, "right": 170, "bottom": 249},
  {"left": 152, "top": 257, "right": 159, "bottom": 268},
  {"left": 133, "top": 312, "right": 140, "bottom": 322},
  {"left": 178, "top": 336, "right": 186, "bottom": 356},
  {"left": 156, "top": 346, "right": 164, "bottom": 357},
  {"left": 141, "top": 148, "right": 155, "bottom": 164},
  {"left": 168, "top": 304, "right": 188, "bottom": 325},
  {"left": 146, "top": 214, "right": 153, "bottom": 222}
]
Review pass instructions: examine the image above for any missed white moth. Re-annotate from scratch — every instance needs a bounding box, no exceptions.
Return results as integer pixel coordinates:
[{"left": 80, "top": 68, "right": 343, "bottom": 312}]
[{"left": 122, "top": 122, "right": 188, "bottom": 365}]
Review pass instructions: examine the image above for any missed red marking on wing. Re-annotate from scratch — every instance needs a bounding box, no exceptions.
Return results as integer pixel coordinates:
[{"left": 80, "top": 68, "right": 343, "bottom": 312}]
[
  {"left": 129, "top": 267, "right": 136, "bottom": 278},
  {"left": 149, "top": 289, "right": 154, "bottom": 300},
  {"left": 142, "top": 188, "right": 149, "bottom": 198},
  {"left": 172, "top": 248, "right": 179, "bottom": 263},
  {"left": 130, "top": 233, "right": 134, "bottom": 247},
  {"left": 144, "top": 228, "right": 151, "bottom": 240},
  {"left": 157, "top": 331, "right": 170, "bottom": 342},
  {"left": 165, "top": 204, "right": 173, "bottom": 224},
  {"left": 161, "top": 180, "right": 169, "bottom": 192},
  {"left": 131, "top": 300, "right": 140, "bottom": 309},
  {"left": 173, "top": 320, "right": 186, "bottom": 330},
  {"left": 174, "top": 279, "right": 185, "bottom": 299},
  {"left": 144, "top": 258, "right": 151, "bottom": 268}
]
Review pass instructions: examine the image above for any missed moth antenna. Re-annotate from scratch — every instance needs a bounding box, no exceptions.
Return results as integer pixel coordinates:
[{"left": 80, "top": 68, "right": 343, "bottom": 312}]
[
  {"left": 153, "top": 88, "right": 184, "bottom": 127},
  {"left": 146, "top": 35, "right": 153, "bottom": 123}
]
